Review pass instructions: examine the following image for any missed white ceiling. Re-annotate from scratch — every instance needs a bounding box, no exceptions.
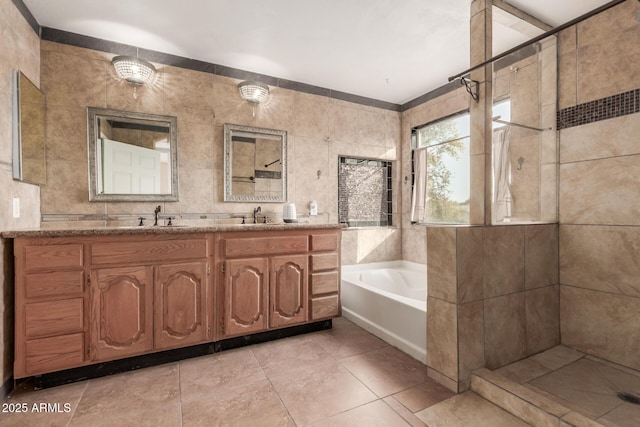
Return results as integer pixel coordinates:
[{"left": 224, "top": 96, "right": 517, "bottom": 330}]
[{"left": 24, "top": 0, "right": 610, "bottom": 105}]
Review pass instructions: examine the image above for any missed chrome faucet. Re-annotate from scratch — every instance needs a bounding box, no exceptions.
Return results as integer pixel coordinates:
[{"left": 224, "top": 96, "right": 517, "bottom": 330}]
[
  {"left": 154, "top": 205, "right": 161, "bottom": 226},
  {"left": 253, "top": 206, "right": 261, "bottom": 224}
]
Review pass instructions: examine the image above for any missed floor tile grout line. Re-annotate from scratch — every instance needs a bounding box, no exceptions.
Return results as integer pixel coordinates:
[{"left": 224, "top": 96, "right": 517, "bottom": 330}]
[
  {"left": 248, "top": 345, "right": 299, "bottom": 426},
  {"left": 65, "top": 379, "right": 89, "bottom": 427}
]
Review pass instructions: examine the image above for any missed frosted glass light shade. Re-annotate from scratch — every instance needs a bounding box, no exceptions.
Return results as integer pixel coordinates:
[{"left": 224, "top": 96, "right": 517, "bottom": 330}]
[
  {"left": 112, "top": 56, "right": 156, "bottom": 84},
  {"left": 238, "top": 81, "right": 269, "bottom": 103}
]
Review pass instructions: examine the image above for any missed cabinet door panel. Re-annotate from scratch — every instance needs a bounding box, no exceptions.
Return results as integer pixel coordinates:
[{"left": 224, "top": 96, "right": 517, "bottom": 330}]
[
  {"left": 270, "top": 254, "right": 308, "bottom": 328},
  {"left": 155, "top": 262, "right": 207, "bottom": 350},
  {"left": 90, "top": 266, "right": 153, "bottom": 361},
  {"left": 224, "top": 258, "right": 268, "bottom": 337}
]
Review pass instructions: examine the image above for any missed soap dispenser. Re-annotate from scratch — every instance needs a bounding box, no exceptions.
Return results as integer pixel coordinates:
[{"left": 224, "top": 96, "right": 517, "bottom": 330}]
[
  {"left": 310, "top": 200, "right": 318, "bottom": 216},
  {"left": 283, "top": 202, "right": 297, "bottom": 223}
]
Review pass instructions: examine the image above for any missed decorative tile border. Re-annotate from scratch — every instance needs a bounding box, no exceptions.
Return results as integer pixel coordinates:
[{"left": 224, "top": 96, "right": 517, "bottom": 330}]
[{"left": 557, "top": 89, "right": 640, "bottom": 130}]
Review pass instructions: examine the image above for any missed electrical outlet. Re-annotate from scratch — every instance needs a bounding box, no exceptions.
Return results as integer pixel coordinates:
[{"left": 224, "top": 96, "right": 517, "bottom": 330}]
[{"left": 13, "top": 197, "right": 20, "bottom": 218}]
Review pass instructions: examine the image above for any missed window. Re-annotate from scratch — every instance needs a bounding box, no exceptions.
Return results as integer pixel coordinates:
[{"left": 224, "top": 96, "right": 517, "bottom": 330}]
[
  {"left": 411, "top": 112, "right": 470, "bottom": 224},
  {"left": 338, "top": 157, "right": 392, "bottom": 227}
]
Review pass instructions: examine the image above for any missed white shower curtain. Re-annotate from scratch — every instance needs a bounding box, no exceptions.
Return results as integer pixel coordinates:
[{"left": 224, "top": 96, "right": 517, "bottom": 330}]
[
  {"left": 492, "top": 127, "right": 512, "bottom": 223},
  {"left": 411, "top": 148, "right": 427, "bottom": 223}
]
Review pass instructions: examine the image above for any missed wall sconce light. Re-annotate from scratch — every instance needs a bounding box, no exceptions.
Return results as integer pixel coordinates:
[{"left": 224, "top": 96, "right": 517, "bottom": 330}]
[
  {"left": 238, "top": 81, "right": 269, "bottom": 117},
  {"left": 238, "top": 81, "right": 270, "bottom": 103},
  {"left": 112, "top": 55, "right": 156, "bottom": 98}
]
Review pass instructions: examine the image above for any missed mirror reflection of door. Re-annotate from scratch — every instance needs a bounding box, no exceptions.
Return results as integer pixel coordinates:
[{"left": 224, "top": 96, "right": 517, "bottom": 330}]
[
  {"left": 97, "top": 117, "right": 171, "bottom": 195},
  {"left": 100, "top": 138, "right": 162, "bottom": 194}
]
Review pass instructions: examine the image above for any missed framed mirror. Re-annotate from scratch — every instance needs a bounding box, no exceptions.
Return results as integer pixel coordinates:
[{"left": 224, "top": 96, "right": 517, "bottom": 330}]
[
  {"left": 224, "top": 123, "right": 287, "bottom": 202},
  {"left": 87, "top": 107, "right": 178, "bottom": 201},
  {"left": 12, "top": 70, "right": 46, "bottom": 185}
]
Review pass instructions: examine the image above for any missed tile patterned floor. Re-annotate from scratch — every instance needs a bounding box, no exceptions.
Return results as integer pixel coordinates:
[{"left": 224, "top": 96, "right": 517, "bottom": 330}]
[
  {"left": 0, "top": 317, "right": 522, "bottom": 427},
  {"left": 495, "top": 345, "right": 640, "bottom": 427}
]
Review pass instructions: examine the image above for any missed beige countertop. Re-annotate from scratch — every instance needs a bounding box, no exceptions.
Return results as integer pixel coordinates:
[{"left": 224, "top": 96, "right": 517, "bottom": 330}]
[{"left": 1, "top": 223, "right": 343, "bottom": 239}]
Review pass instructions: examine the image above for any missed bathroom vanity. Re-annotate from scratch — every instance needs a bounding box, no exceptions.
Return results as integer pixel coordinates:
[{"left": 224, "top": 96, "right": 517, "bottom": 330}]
[{"left": 4, "top": 224, "right": 341, "bottom": 379}]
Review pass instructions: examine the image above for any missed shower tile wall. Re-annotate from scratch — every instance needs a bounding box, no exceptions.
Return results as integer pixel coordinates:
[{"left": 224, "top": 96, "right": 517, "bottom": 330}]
[
  {"left": 37, "top": 40, "right": 402, "bottom": 264},
  {"left": 0, "top": 0, "right": 41, "bottom": 393},
  {"left": 557, "top": 0, "right": 640, "bottom": 372},
  {"left": 425, "top": 224, "right": 559, "bottom": 392}
]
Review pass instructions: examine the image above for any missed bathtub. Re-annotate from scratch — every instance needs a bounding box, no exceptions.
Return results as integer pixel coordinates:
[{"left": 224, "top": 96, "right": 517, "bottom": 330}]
[{"left": 341, "top": 261, "right": 427, "bottom": 363}]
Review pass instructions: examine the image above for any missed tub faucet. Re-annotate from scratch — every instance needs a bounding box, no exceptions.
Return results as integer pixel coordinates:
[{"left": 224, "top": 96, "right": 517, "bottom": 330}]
[
  {"left": 154, "top": 205, "right": 161, "bottom": 226},
  {"left": 253, "top": 206, "right": 261, "bottom": 224}
]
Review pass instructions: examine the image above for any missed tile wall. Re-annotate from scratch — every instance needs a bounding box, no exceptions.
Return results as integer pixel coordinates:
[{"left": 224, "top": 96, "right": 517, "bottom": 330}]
[
  {"left": 37, "top": 40, "right": 402, "bottom": 265},
  {"left": 557, "top": 0, "right": 640, "bottom": 372},
  {"left": 425, "top": 224, "right": 559, "bottom": 392},
  {"left": 0, "top": 0, "right": 41, "bottom": 394}
]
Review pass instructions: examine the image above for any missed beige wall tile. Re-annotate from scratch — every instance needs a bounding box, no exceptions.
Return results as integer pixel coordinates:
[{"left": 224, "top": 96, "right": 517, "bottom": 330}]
[
  {"left": 560, "top": 225, "right": 640, "bottom": 297},
  {"left": 559, "top": 154, "right": 640, "bottom": 225},
  {"left": 575, "top": 0, "right": 640, "bottom": 104},
  {"left": 525, "top": 285, "right": 560, "bottom": 356},
  {"left": 458, "top": 301, "right": 485, "bottom": 390},
  {"left": 45, "top": 107, "right": 88, "bottom": 162},
  {"left": 483, "top": 226, "right": 525, "bottom": 298},
  {"left": 484, "top": 292, "right": 526, "bottom": 369},
  {"left": 560, "top": 113, "right": 640, "bottom": 164},
  {"left": 402, "top": 227, "right": 427, "bottom": 264},
  {"left": 426, "top": 297, "right": 458, "bottom": 381},
  {"left": 41, "top": 49, "right": 107, "bottom": 109},
  {"left": 456, "top": 227, "right": 483, "bottom": 303},
  {"left": 525, "top": 224, "right": 558, "bottom": 290},
  {"left": 470, "top": 153, "right": 486, "bottom": 224},
  {"left": 560, "top": 286, "right": 640, "bottom": 371},
  {"left": 426, "top": 227, "right": 457, "bottom": 303}
]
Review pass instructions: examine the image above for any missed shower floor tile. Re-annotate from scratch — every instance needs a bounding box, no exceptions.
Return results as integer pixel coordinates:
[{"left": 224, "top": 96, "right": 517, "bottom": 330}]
[{"left": 495, "top": 345, "right": 640, "bottom": 426}]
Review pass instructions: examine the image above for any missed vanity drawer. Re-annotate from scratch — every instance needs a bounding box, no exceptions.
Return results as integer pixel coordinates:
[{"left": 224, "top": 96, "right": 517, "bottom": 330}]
[
  {"left": 25, "top": 333, "right": 84, "bottom": 376},
  {"left": 310, "top": 234, "right": 338, "bottom": 252},
  {"left": 25, "top": 270, "right": 84, "bottom": 299},
  {"left": 91, "top": 239, "right": 207, "bottom": 265},
  {"left": 24, "top": 244, "right": 83, "bottom": 271},
  {"left": 310, "top": 253, "right": 339, "bottom": 271},
  {"left": 224, "top": 235, "right": 308, "bottom": 257},
  {"left": 310, "top": 271, "right": 339, "bottom": 295},
  {"left": 25, "top": 298, "right": 84, "bottom": 338},
  {"left": 310, "top": 295, "right": 339, "bottom": 320}
]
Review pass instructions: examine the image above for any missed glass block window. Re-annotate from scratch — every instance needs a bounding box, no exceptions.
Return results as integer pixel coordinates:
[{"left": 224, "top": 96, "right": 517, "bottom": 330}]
[{"left": 338, "top": 157, "right": 393, "bottom": 227}]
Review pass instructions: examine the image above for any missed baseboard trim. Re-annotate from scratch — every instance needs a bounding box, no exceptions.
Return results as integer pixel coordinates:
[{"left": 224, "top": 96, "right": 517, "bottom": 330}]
[{"left": 23, "top": 320, "right": 331, "bottom": 390}]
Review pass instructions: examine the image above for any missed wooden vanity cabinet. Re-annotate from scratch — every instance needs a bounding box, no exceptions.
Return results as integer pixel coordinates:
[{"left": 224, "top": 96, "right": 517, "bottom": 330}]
[
  {"left": 218, "top": 229, "right": 340, "bottom": 338},
  {"left": 13, "top": 234, "right": 213, "bottom": 377},
  {"left": 309, "top": 233, "right": 341, "bottom": 320},
  {"left": 12, "top": 226, "right": 339, "bottom": 379},
  {"left": 13, "top": 239, "right": 87, "bottom": 378},
  {"left": 88, "top": 236, "right": 211, "bottom": 362}
]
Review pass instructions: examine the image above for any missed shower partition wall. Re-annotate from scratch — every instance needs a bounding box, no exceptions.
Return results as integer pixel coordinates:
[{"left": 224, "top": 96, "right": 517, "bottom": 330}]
[{"left": 491, "top": 35, "right": 558, "bottom": 224}]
